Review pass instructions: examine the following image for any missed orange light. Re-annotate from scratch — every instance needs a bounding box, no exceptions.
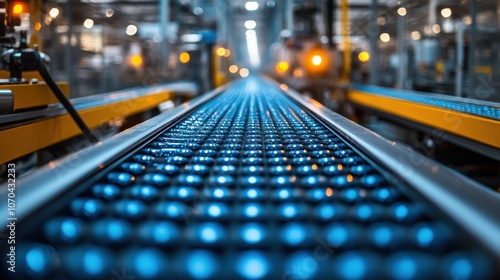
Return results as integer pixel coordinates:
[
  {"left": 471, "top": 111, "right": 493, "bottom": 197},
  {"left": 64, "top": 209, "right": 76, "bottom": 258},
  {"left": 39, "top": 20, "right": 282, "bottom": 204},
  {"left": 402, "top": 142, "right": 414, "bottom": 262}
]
[
  {"left": 293, "top": 68, "right": 304, "bottom": 77},
  {"left": 34, "top": 22, "right": 42, "bottom": 31},
  {"left": 276, "top": 61, "right": 289, "bottom": 74},
  {"left": 130, "top": 55, "right": 143, "bottom": 67},
  {"left": 347, "top": 174, "right": 353, "bottom": 183},
  {"left": 12, "top": 3, "right": 24, "bottom": 14},
  {"left": 358, "top": 51, "right": 370, "bottom": 62},
  {"left": 229, "top": 64, "right": 238, "bottom": 73},
  {"left": 312, "top": 55, "right": 322, "bottom": 66},
  {"left": 239, "top": 68, "right": 249, "bottom": 77},
  {"left": 306, "top": 49, "right": 329, "bottom": 73},
  {"left": 311, "top": 164, "right": 318, "bottom": 170},
  {"left": 216, "top": 47, "right": 226, "bottom": 57},
  {"left": 326, "top": 188, "right": 333, "bottom": 197},
  {"left": 280, "top": 84, "right": 288, "bottom": 91},
  {"left": 179, "top": 52, "right": 190, "bottom": 63},
  {"left": 337, "top": 164, "right": 343, "bottom": 171},
  {"left": 224, "top": 49, "right": 231, "bottom": 57}
]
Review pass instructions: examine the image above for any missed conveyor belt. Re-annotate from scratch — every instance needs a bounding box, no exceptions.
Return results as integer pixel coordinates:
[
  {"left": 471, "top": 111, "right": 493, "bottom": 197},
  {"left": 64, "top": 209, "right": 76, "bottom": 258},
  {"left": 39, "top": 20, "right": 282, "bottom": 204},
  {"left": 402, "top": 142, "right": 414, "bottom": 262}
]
[
  {"left": 2, "top": 77, "right": 499, "bottom": 279},
  {"left": 351, "top": 84, "right": 500, "bottom": 121}
]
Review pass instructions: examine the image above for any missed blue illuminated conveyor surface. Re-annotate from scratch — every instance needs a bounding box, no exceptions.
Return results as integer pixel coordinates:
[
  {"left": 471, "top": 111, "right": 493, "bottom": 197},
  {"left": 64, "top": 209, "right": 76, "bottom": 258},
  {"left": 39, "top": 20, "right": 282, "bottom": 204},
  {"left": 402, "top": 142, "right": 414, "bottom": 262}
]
[{"left": 3, "top": 77, "right": 499, "bottom": 280}]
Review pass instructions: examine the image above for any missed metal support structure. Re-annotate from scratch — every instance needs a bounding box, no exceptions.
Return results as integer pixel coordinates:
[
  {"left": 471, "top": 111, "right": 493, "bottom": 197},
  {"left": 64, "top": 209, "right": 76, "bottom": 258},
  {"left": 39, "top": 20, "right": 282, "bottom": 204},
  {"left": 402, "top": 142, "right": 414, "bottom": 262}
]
[
  {"left": 159, "top": 0, "right": 170, "bottom": 75},
  {"left": 368, "top": 0, "right": 379, "bottom": 85},
  {"left": 64, "top": 0, "right": 73, "bottom": 94},
  {"left": 396, "top": 0, "right": 407, "bottom": 89},
  {"left": 428, "top": 0, "right": 437, "bottom": 36},
  {"left": 455, "top": 23, "right": 465, "bottom": 97},
  {"left": 325, "top": 0, "right": 335, "bottom": 49},
  {"left": 340, "top": 0, "right": 350, "bottom": 82},
  {"left": 467, "top": 0, "right": 477, "bottom": 97},
  {"left": 286, "top": 0, "right": 294, "bottom": 32}
]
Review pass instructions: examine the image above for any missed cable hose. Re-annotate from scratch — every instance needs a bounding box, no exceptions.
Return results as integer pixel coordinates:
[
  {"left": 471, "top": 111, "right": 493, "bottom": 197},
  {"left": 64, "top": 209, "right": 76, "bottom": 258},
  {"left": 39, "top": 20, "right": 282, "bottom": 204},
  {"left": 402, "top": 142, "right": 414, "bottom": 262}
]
[{"left": 35, "top": 51, "right": 99, "bottom": 143}]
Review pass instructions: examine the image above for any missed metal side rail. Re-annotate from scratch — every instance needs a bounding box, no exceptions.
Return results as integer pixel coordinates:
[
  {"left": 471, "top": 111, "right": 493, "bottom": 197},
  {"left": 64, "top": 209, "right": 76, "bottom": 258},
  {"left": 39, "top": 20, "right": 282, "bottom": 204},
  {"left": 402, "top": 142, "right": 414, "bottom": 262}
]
[{"left": 1, "top": 76, "right": 499, "bottom": 280}]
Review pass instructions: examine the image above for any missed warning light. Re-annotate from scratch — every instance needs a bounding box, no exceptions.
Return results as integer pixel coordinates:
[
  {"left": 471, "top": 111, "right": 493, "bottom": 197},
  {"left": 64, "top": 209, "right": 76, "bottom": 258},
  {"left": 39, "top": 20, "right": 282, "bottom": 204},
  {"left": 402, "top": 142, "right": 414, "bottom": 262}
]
[
  {"left": 216, "top": 47, "right": 226, "bottom": 57},
  {"left": 34, "top": 22, "right": 42, "bottom": 31},
  {"left": 179, "top": 52, "right": 190, "bottom": 63},
  {"left": 12, "top": 3, "right": 24, "bottom": 15},
  {"left": 276, "top": 61, "right": 289, "bottom": 74},
  {"left": 358, "top": 51, "right": 370, "bottom": 62},
  {"left": 130, "top": 55, "right": 143, "bottom": 67},
  {"left": 312, "top": 55, "right": 322, "bottom": 66}
]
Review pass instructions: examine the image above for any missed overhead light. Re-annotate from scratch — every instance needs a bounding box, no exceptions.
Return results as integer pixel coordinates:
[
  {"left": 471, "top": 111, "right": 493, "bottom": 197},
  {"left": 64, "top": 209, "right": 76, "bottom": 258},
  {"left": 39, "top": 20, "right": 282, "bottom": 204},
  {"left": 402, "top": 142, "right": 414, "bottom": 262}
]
[
  {"left": 397, "top": 7, "right": 407, "bottom": 16},
  {"left": 441, "top": 8, "right": 452, "bottom": 18},
  {"left": 181, "top": 34, "right": 202, "bottom": 43},
  {"left": 216, "top": 47, "right": 226, "bottom": 56},
  {"left": 126, "top": 24, "right": 138, "bottom": 36},
  {"left": 246, "top": 30, "right": 256, "bottom": 37},
  {"left": 377, "top": 17, "right": 386, "bottom": 26},
  {"left": 83, "top": 18, "right": 94, "bottom": 29},
  {"left": 239, "top": 68, "right": 250, "bottom": 78},
  {"left": 193, "top": 7, "right": 203, "bottom": 15},
  {"left": 245, "top": 20, "right": 256, "bottom": 29},
  {"left": 49, "top": 8, "right": 59, "bottom": 19},
  {"left": 380, "top": 33, "right": 390, "bottom": 43},
  {"left": 432, "top": 24, "right": 441, "bottom": 34},
  {"left": 105, "top": 9, "right": 114, "bottom": 18},
  {"left": 179, "top": 52, "right": 190, "bottom": 63},
  {"left": 358, "top": 51, "right": 370, "bottom": 62},
  {"left": 245, "top": 1, "right": 259, "bottom": 11},
  {"left": 229, "top": 65, "right": 239, "bottom": 73},
  {"left": 411, "top": 31, "right": 421, "bottom": 40}
]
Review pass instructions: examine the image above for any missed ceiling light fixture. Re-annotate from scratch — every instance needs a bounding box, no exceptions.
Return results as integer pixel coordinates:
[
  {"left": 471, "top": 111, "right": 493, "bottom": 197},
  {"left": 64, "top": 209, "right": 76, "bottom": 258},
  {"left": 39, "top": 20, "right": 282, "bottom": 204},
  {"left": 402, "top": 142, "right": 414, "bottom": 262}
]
[{"left": 245, "top": 1, "right": 259, "bottom": 11}]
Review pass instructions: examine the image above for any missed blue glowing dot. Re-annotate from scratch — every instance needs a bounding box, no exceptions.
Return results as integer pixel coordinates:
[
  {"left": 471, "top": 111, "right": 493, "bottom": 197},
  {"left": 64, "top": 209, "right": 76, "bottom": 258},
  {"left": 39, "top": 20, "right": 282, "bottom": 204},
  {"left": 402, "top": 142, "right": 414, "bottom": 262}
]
[
  {"left": 178, "top": 188, "right": 189, "bottom": 198},
  {"left": 373, "top": 227, "right": 392, "bottom": 247},
  {"left": 249, "top": 166, "right": 257, "bottom": 172},
  {"left": 107, "top": 221, "right": 125, "bottom": 241},
  {"left": 247, "top": 189, "right": 258, "bottom": 198},
  {"left": 83, "top": 200, "right": 97, "bottom": 214},
  {"left": 318, "top": 205, "right": 334, "bottom": 220},
  {"left": 390, "top": 255, "right": 417, "bottom": 279},
  {"left": 222, "top": 166, "right": 230, "bottom": 172},
  {"left": 214, "top": 189, "right": 224, "bottom": 198},
  {"left": 83, "top": 251, "right": 104, "bottom": 275},
  {"left": 186, "top": 175, "right": 196, "bottom": 183},
  {"left": 236, "top": 252, "right": 269, "bottom": 279},
  {"left": 200, "top": 226, "right": 219, "bottom": 243},
  {"left": 126, "top": 202, "right": 140, "bottom": 215},
  {"left": 248, "top": 177, "right": 257, "bottom": 184},
  {"left": 345, "top": 189, "right": 358, "bottom": 201},
  {"left": 312, "top": 189, "right": 324, "bottom": 200},
  {"left": 326, "top": 225, "right": 347, "bottom": 247},
  {"left": 244, "top": 205, "right": 260, "bottom": 217},
  {"left": 336, "top": 253, "right": 367, "bottom": 279},
  {"left": 217, "top": 176, "right": 227, "bottom": 184},
  {"left": 26, "top": 248, "right": 46, "bottom": 273},
  {"left": 306, "top": 177, "right": 316, "bottom": 184},
  {"left": 278, "top": 177, "right": 286, "bottom": 184},
  {"left": 394, "top": 204, "right": 409, "bottom": 220},
  {"left": 167, "top": 205, "right": 180, "bottom": 216},
  {"left": 378, "top": 189, "right": 390, "bottom": 200},
  {"left": 135, "top": 250, "right": 161, "bottom": 278},
  {"left": 61, "top": 220, "right": 78, "bottom": 240},
  {"left": 153, "top": 222, "right": 177, "bottom": 243},
  {"left": 242, "top": 224, "right": 263, "bottom": 243},
  {"left": 282, "top": 224, "right": 306, "bottom": 245},
  {"left": 208, "top": 205, "right": 222, "bottom": 217},
  {"left": 279, "top": 189, "right": 290, "bottom": 199},
  {"left": 282, "top": 205, "right": 297, "bottom": 218},
  {"left": 187, "top": 251, "right": 217, "bottom": 279},
  {"left": 450, "top": 258, "right": 472, "bottom": 279},
  {"left": 286, "top": 252, "right": 318, "bottom": 279},
  {"left": 140, "top": 187, "right": 152, "bottom": 196},
  {"left": 417, "top": 227, "right": 434, "bottom": 246},
  {"left": 357, "top": 205, "right": 372, "bottom": 220}
]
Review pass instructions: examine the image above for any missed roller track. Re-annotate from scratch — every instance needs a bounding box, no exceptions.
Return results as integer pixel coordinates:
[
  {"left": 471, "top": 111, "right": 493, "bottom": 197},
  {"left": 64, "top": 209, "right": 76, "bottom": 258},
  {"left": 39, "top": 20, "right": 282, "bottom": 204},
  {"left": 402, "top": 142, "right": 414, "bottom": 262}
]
[{"left": 2, "top": 77, "right": 499, "bottom": 279}]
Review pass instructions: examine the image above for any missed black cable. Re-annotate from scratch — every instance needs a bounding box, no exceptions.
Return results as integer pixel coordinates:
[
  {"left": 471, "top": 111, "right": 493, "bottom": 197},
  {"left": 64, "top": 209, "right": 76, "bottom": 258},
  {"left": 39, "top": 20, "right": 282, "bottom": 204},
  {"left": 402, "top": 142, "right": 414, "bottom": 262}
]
[{"left": 34, "top": 51, "right": 99, "bottom": 143}]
